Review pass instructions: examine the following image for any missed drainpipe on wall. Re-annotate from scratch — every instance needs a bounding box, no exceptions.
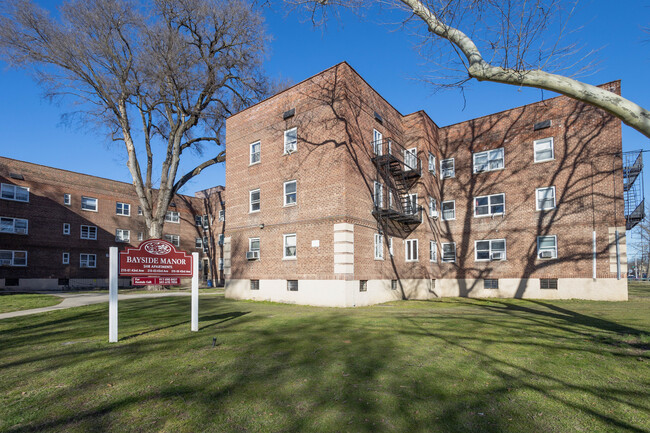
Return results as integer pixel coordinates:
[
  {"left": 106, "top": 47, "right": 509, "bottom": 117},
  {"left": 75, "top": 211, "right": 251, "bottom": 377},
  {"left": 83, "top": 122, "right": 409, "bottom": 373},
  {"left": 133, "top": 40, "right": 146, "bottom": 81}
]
[
  {"left": 615, "top": 229, "right": 621, "bottom": 280},
  {"left": 592, "top": 231, "right": 597, "bottom": 280}
]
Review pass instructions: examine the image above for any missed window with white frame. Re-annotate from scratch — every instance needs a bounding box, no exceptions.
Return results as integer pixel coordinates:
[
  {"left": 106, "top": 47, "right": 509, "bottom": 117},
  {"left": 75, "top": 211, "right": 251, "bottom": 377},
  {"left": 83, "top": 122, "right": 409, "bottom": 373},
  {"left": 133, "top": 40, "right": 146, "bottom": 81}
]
[
  {"left": 428, "top": 152, "right": 436, "bottom": 174},
  {"left": 404, "top": 148, "right": 418, "bottom": 171},
  {"left": 536, "top": 187, "right": 556, "bottom": 210},
  {"left": 138, "top": 206, "right": 143, "bottom": 216},
  {"left": 441, "top": 200, "right": 455, "bottom": 221},
  {"left": 0, "top": 217, "right": 28, "bottom": 234},
  {"left": 80, "top": 253, "right": 96, "bottom": 268},
  {"left": 202, "top": 215, "right": 210, "bottom": 228},
  {"left": 249, "top": 237, "right": 260, "bottom": 253},
  {"left": 115, "top": 229, "right": 130, "bottom": 243},
  {"left": 442, "top": 243, "right": 456, "bottom": 262},
  {"left": 0, "top": 250, "right": 27, "bottom": 266},
  {"left": 473, "top": 148, "right": 504, "bottom": 173},
  {"left": 63, "top": 223, "right": 70, "bottom": 235},
  {"left": 389, "top": 237, "right": 394, "bottom": 256},
  {"left": 203, "top": 236, "right": 209, "bottom": 252},
  {"left": 250, "top": 189, "right": 260, "bottom": 213},
  {"left": 537, "top": 235, "right": 557, "bottom": 259},
  {"left": 373, "top": 129, "right": 383, "bottom": 155},
  {"left": 80, "top": 225, "right": 97, "bottom": 240},
  {"left": 195, "top": 215, "right": 202, "bottom": 226},
  {"left": 534, "top": 137, "right": 554, "bottom": 162},
  {"left": 165, "top": 211, "right": 180, "bottom": 223},
  {"left": 283, "top": 234, "right": 296, "bottom": 259},
  {"left": 430, "top": 240, "right": 437, "bottom": 262},
  {"left": 474, "top": 193, "right": 505, "bottom": 217},
  {"left": 250, "top": 141, "right": 261, "bottom": 164},
  {"left": 475, "top": 239, "right": 506, "bottom": 261},
  {"left": 196, "top": 236, "right": 203, "bottom": 249},
  {"left": 64, "top": 194, "right": 71, "bottom": 205},
  {"left": 164, "top": 234, "right": 180, "bottom": 246},
  {"left": 373, "top": 182, "right": 383, "bottom": 208},
  {"left": 116, "top": 202, "right": 130, "bottom": 216},
  {"left": 219, "top": 209, "right": 225, "bottom": 222},
  {"left": 429, "top": 197, "right": 437, "bottom": 217},
  {"left": 138, "top": 232, "right": 144, "bottom": 241},
  {"left": 406, "top": 193, "right": 418, "bottom": 215},
  {"left": 1, "top": 183, "right": 29, "bottom": 202},
  {"left": 405, "top": 239, "right": 418, "bottom": 262},
  {"left": 284, "top": 127, "right": 297, "bottom": 154},
  {"left": 81, "top": 196, "right": 97, "bottom": 211},
  {"left": 284, "top": 180, "right": 297, "bottom": 206},
  {"left": 374, "top": 233, "right": 384, "bottom": 260},
  {"left": 62, "top": 252, "right": 70, "bottom": 264},
  {"left": 440, "top": 158, "right": 455, "bottom": 178}
]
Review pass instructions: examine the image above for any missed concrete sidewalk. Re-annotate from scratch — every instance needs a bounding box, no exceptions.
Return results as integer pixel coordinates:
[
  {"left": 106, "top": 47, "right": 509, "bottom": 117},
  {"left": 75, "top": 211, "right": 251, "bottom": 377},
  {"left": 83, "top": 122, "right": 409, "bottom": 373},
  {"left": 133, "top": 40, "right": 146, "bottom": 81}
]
[{"left": 0, "top": 292, "right": 213, "bottom": 320}]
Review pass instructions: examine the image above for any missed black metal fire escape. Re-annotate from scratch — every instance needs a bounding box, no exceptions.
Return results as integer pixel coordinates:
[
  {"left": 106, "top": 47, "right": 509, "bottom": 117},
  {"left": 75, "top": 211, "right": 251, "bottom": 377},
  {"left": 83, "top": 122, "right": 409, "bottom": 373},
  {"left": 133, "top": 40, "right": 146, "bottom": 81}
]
[{"left": 623, "top": 151, "right": 645, "bottom": 230}]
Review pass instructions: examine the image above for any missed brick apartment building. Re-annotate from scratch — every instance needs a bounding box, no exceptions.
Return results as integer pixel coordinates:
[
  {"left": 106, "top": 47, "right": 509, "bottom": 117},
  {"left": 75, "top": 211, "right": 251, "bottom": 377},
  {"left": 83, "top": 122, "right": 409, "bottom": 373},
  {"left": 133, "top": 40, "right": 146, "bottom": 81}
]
[
  {"left": 0, "top": 157, "right": 225, "bottom": 289},
  {"left": 223, "top": 62, "right": 629, "bottom": 307}
]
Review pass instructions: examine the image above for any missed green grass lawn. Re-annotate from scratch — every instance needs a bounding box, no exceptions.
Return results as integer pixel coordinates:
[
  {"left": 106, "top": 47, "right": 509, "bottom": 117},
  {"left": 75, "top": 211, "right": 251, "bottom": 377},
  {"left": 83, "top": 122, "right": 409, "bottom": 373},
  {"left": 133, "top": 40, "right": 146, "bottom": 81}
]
[
  {"left": 0, "top": 293, "right": 63, "bottom": 313},
  {"left": 0, "top": 285, "right": 648, "bottom": 432}
]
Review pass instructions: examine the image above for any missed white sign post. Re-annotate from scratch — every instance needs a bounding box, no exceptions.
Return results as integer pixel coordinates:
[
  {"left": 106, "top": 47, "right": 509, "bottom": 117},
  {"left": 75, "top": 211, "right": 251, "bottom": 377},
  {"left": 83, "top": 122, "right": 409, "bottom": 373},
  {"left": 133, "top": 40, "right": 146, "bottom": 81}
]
[
  {"left": 191, "top": 252, "right": 199, "bottom": 332},
  {"left": 109, "top": 247, "right": 118, "bottom": 343}
]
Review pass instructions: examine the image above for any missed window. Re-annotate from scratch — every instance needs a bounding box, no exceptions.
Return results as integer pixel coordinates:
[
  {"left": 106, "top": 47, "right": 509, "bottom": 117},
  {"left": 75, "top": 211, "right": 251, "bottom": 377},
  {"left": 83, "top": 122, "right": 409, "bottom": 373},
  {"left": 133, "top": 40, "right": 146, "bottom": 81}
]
[
  {"left": 165, "top": 211, "right": 180, "bottom": 223},
  {"left": 250, "top": 189, "right": 260, "bottom": 213},
  {"left": 283, "top": 234, "right": 296, "bottom": 259},
  {"left": 164, "top": 234, "right": 180, "bottom": 246},
  {"left": 391, "top": 280, "right": 398, "bottom": 290},
  {"left": 473, "top": 148, "right": 504, "bottom": 173},
  {"left": 540, "top": 278, "right": 558, "bottom": 289},
  {"left": 116, "top": 202, "right": 130, "bottom": 216},
  {"left": 287, "top": 280, "right": 298, "bottom": 291},
  {"left": 373, "top": 182, "right": 383, "bottom": 208},
  {"left": 373, "top": 129, "right": 383, "bottom": 155},
  {"left": 195, "top": 215, "right": 202, "bottom": 226},
  {"left": 404, "top": 148, "right": 418, "bottom": 171},
  {"left": 250, "top": 141, "right": 261, "bottom": 164},
  {"left": 475, "top": 239, "right": 506, "bottom": 261},
  {"left": 138, "top": 232, "right": 144, "bottom": 241},
  {"left": 374, "top": 233, "right": 384, "bottom": 260},
  {"left": 534, "top": 137, "right": 554, "bottom": 162},
  {"left": 440, "top": 158, "right": 455, "bottom": 178},
  {"left": 64, "top": 194, "right": 71, "bottom": 205},
  {"left": 62, "top": 252, "right": 70, "bottom": 265},
  {"left": 219, "top": 210, "right": 225, "bottom": 222},
  {"left": 81, "top": 196, "right": 98, "bottom": 211},
  {"left": 1, "top": 183, "right": 29, "bottom": 202},
  {"left": 80, "top": 253, "right": 96, "bottom": 268},
  {"left": 218, "top": 258, "right": 224, "bottom": 270},
  {"left": 195, "top": 238, "right": 203, "bottom": 249},
  {"left": 430, "top": 240, "right": 437, "bottom": 262},
  {"left": 441, "top": 200, "right": 455, "bottom": 221},
  {"left": 430, "top": 279, "right": 436, "bottom": 289},
  {"left": 203, "top": 237, "right": 209, "bottom": 252},
  {"left": 388, "top": 237, "right": 394, "bottom": 256},
  {"left": 138, "top": 206, "right": 143, "bottom": 216},
  {"left": 284, "top": 180, "right": 297, "bottom": 206},
  {"left": 284, "top": 127, "right": 297, "bottom": 154},
  {"left": 428, "top": 152, "right": 436, "bottom": 174},
  {"left": 251, "top": 280, "right": 260, "bottom": 290},
  {"left": 80, "top": 225, "right": 97, "bottom": 240},
  {"left": 406, "top": 193, "right": 418, "bottom": 215},
  {"left": 63, "top": 223, "right": 70, "bottom": 235},
  {"left": 202, "top": 215, "right": 210, "bottom": 229},
  {"left": 115, "top": 229, "right": 130, "bottom": 243},
  {"left": 537, "top": 235, "right": 557, "bottom": 259},
  {"left": 474, "top": 193, "right": 505, "bottom": 217},
  {"left": 0, "top": 217, "right": 28, "bottom": 234},
  {"left": 429, "top": 197, "right": 437, "bottom": 217},
  {"left": 442, "top": 243, "right": 456, "bottom": 263},
  {"left": 484, "top": 279, "right": 499, "bottom": 289},
  {"left": 405, "top": 239, "right": 418, "bottom": 262},
  {"left": 360, "top": 280, "right": 368, "bottom": 292},
  {"left": 536, "top": 187, "right": 556, "bottom": 210},
  {"left": 249, "top": 237, "right": 260, "bottom": 253},
  {"left": 0, "top": 250, "right": 27, "bottom": 266}
]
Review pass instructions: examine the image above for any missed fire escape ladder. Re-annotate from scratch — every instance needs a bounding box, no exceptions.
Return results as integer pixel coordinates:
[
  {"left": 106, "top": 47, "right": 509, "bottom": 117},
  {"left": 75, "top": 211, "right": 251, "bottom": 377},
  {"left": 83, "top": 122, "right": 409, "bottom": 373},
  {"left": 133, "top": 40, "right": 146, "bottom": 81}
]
[{"left": 623, "top": 151, "right": 645, "bottom": 231}]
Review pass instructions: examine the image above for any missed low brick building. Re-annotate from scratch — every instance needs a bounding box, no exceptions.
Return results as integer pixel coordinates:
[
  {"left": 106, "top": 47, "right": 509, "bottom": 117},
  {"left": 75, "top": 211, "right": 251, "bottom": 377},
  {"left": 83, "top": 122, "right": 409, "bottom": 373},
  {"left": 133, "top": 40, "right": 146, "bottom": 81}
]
[{"left": 223, "top": 62, "right": 628, "bottom": 306}]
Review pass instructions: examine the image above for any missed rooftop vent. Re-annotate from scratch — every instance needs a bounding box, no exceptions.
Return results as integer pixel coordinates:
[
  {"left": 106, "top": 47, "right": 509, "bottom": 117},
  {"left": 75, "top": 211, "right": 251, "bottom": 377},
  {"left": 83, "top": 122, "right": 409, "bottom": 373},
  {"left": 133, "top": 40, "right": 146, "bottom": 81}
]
[
  {"left": 9, "top": 173, "right": 24, "bottom": 180},
  {"left": 374, "top": 111, "right": 383, "bottom": 124},
  {"left": 283, "top": 108, "right": 295, "bottom": 120},
  {"left": 534, "top": 120, "right": 551, "bottom": 131}
]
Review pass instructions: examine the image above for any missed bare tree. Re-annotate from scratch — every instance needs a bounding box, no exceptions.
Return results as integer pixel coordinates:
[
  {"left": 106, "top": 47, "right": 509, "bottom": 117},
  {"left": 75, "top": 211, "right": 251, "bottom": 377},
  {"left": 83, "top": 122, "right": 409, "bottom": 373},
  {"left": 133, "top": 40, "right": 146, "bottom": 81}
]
[
  {"left": 0, "top": 0, "right": 269, "bottom": 237},
  {"left": 288, "top": 0, "right": 650, "bottom": 139}
]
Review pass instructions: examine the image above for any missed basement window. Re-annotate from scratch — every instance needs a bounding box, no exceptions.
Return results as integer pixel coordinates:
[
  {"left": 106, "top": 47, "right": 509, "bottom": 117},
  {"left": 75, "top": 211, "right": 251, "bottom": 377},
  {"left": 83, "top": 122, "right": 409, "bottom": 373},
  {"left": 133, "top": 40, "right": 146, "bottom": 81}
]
[
  {"left": 287, "top": 280, "right": 298, "bottom": 291},
  {"left": 484, "top": 279, "right": 499, "bottom": 289},
  {"left": 391, "top": 280, "right": 397, "bottom": 290},
  {"left": 250, "top": 280, "right": 260, "bottom": 290},
  {"left": 360, "top": 280, "right": 368, "bottom": 292},
  {"left": 540, "top": 278, "right": 558, "bottom": 290}
]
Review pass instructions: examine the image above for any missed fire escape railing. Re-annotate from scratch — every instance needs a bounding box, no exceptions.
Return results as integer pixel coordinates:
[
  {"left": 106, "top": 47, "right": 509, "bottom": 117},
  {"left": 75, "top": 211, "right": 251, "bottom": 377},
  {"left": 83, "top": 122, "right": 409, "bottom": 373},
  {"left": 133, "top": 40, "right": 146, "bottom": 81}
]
[{"left": 623, "top": 150, "right": 645, "bottom": 231}]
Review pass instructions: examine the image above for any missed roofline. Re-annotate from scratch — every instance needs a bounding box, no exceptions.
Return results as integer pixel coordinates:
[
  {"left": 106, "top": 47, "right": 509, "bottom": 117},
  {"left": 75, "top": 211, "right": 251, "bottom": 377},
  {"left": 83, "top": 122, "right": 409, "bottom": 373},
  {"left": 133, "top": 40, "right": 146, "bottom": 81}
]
[{"left": 403, "top": 109, "right": 441, "bottom": 129}]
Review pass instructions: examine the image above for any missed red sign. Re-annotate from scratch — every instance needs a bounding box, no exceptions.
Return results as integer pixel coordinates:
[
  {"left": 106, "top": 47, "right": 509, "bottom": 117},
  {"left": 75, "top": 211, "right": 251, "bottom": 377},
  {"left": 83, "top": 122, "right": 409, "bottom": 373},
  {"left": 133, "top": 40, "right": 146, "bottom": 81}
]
[
  {"left": 132, "top": 277, "right": 181, "bottom": 286},
  {"left": 120, "top": 239, "right": 193, "bottom": 277}
]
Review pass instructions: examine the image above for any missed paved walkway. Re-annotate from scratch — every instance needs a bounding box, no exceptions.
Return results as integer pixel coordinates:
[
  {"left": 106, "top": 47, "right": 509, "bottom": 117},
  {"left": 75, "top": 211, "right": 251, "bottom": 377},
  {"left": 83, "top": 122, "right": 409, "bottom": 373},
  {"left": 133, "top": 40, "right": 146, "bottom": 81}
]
[{"left": 0, "top": 292, "right": 210, "bottom": 320}]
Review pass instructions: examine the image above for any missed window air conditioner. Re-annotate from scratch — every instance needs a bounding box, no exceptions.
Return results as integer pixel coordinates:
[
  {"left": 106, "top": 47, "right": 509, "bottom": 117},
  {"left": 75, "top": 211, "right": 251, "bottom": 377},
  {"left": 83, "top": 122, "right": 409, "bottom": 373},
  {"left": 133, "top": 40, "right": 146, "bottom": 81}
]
[
  {"left": 491, "top": 252, "right": 504, "bottom": 260},
  {"left": 539, "top": 250, "right": 553, "bottom": 258},
  {"left": 246, "top": 251, "right": 260, "bottom": 260}
]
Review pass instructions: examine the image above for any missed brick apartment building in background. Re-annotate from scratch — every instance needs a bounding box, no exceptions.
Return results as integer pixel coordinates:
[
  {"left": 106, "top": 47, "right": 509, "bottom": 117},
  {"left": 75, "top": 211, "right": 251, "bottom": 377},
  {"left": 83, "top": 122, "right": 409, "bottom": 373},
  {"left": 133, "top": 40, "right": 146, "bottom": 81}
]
[
  {"left": 0, "top": 157, "right": 225, "bottom": 289},
  {"left": 224, "top": 62, "right": 631, "bottom": 307}
]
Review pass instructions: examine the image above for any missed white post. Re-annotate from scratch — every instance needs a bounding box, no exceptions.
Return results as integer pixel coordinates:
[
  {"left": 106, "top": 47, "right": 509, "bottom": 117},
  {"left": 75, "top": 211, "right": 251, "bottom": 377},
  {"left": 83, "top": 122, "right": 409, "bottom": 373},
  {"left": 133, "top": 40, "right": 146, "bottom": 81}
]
[
  {"left": 191, "top": 252, "right": 199, "bottom": 332},
  {"left": 109, "top": 247, "right": 118, "bottom": 343}
]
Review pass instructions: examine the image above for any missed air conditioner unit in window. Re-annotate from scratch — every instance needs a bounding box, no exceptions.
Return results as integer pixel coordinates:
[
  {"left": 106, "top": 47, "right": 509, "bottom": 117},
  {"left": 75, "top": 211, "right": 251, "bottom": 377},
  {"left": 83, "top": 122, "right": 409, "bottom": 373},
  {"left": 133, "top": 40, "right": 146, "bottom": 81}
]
[
  {"left": 491, "top": 252, "right": 504, "bottom": 260},
  {"left": 539, "top": 250, "right": 553, "bottom": 258},
  {"left": 430, "top": 210, "right": 438, "bottom": 219},
  {"left": 246, "top": 251, "right": 260, "bottom": 260}
]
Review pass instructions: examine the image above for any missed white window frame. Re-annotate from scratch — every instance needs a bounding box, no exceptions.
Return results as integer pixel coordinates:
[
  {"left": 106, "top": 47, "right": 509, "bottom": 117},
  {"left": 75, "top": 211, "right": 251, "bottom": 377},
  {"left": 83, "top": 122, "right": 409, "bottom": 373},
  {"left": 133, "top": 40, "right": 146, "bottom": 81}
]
[
  {"left": 406, "top": 193, "right": 418, "bottom": 215},
  {"left": 474, "top": 193, "right": 505, "bottom": 217},
  {"left": 534, "top": 137, "right": 555, "bottom": 163},
  {"left": 428, "top": 197, "right": 437, "bottom": 216},
  {"left": 373, "top": 182, "right": 383, "bottom": 208},
  {"left": 116, "top": 202, "right": 131, "bottom": 216},
  {"left": 404, "top": 148, "right": 418, "bottom": 171},
  {"left": 428, "top": 152, "right": 436, "bottom": 175},
  {"left": 284, "top": 180, "right": 297, "bottom": 206},
  {"left": 537, "top": 235, "right": 558, "bottom": 259},
  {"left": 81, "top": 196, "right": 98, "bottom": 212},
  {"left": 374, "top": 233, "right": 384, "bottom": 260},
  {"left": 218, "top": 209, "right": 225, "bottom": 222},
  {"left": 473, "top": 148, "right": 505, "bottom": 173},
  {"left": 405, "top": 239, "right": 418, "bottom": 262},
  {"left": 388, "top": 237, "right": 394, "bottom": 256},
  {"left": 536, "top": 186, "right": 556, "bottom": 211},
  {"left": 138, "top": 206, "right": 143, "bottom": 216},
  {"left": 138, "top": 232, "right": 144, "bottom": 241},
  {"left": 250, "top": 141, "right": 261, "bottom": 165},
  {"left": 64, "top": 194, "right": 71, "bottom": 206},
  {"left": 164, "top": 234, "right": 180, "bottom": 247},
  {"left": 63, "top": 223, "right": 71, "bottom": 235},
  {"left": 115, "top": 229, "right": 130, "bottom": 243},
  {"left": 474, "top": 239, "right": 507, "bottom": 261},
  {"left": 440, "top": 158, "right": 455, "bottom": 179},
  {"left": 249, "top": 189, "right": 260, "bottom": 213},
  {"left": 62, "top": 252, "right": 70, "bottom": 265},
  {"left": 441, "top": 200, "right": 455, "bottom": 221},
  {"left": 195, "top": 237, "right": 203, "bottom": 249},
  {"left": 165, "top": 211, "right": 180, "bottom": 223},
  {"left": 80, "top": 253, "right": 96, "bottom": 268},
  {"left": 249, "top": 237, "right": 260, "bottom": 253},
  {"left": 0, "top": 183, "right": 29, "bottom": 202},
  {"left": 430, "top": 240, "right": 437, "bottom": 262},
  {"left": 284, "top": 127, "right": 297, "bottom": 154},
  {"left": 0, "top": 250, "right": 27, "bottom": 266},
  {"left": 373, "top": 129, "right": 383, "bottom": 156},
  {"left": 80, "top": 225, "right": 97, "bottom": 240},
  {"left": 442, "top": 242, "right": 456, "bottom": 263},
  {"left": 0, "top": 217, "right": 28, "bottom": 235},
  {"left": 283, "top": 233, "right": 297, "bottom": 260}
]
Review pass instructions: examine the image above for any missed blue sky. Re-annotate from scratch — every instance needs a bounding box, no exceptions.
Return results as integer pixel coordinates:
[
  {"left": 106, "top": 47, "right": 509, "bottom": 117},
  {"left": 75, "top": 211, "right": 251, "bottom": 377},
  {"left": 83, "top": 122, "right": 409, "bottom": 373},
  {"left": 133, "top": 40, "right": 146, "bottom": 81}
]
[{"left": 1, "top": 0, "right": 649, "bottom": 199}]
